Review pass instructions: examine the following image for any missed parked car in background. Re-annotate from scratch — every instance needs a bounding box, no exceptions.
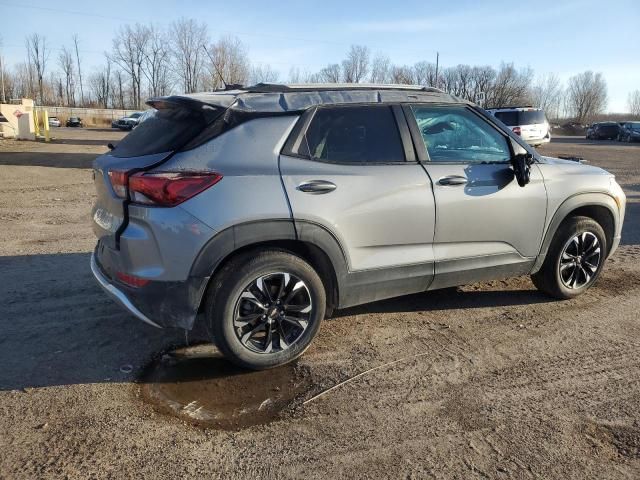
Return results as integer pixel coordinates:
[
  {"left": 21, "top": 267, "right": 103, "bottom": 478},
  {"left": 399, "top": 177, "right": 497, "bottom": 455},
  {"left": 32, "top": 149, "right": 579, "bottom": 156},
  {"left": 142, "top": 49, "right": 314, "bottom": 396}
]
[
  {"left": 136, "top": 109, "right": 156, "bottom": 126},
  {"left": 618, "top": 122, "right": 640, "bottom": 142},
  {"left": 114, "top": 112, "right": 143, "bottom": 130},
  {"left": 487, "top": 107, "right": 551, "bottom": 146},
  {"left": 91, "top": 83, "right": 626, "bottom": 370},
  {"left": 66, "top": 117, "right": 83, "bottom": 128},
  {"left": 586, "top": 122, "right": 620, "bottom": 140},
  {"left": 48, "top": 116, "right": 61, "bottom": 127}
]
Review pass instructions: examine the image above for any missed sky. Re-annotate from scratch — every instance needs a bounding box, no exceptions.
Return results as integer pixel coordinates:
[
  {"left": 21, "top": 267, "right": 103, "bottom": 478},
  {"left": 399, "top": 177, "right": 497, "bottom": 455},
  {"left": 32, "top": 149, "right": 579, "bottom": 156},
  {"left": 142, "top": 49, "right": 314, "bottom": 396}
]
[{"left": 0, "top": 0, "right": 638, "bottom": 112}]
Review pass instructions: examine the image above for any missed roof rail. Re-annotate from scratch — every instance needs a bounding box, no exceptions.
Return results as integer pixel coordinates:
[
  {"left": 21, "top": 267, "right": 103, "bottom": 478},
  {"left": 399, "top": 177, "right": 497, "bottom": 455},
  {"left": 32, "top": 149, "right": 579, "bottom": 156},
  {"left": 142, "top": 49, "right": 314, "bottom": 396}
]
[{"left": 245, "top": 82, "right": 444, "bottom": 94}]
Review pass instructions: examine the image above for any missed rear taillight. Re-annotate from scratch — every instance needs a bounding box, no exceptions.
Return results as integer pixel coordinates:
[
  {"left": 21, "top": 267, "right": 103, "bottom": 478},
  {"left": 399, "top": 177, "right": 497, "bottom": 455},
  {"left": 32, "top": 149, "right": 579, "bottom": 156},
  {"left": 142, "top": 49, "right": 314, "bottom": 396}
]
[
  {"left": 108, "top": 169, "right": 222, "bottom": 207},
  {"left": 512, "top": 126, "right": 522, "bottom": 136},
  {"left": 129, "top": 172, "right": 222, "bottom": 206},
  {"left": 108, "top": 170, "right": 129, "bottom": 198}
]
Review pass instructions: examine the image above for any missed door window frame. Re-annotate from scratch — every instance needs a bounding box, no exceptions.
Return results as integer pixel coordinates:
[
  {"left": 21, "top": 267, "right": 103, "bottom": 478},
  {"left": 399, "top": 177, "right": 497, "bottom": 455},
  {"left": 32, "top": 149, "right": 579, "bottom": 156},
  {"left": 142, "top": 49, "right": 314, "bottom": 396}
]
[
  {"left": 401, "top": 103, "right": 535, "bottom": 165},
  {"left": 281, "top": 103, "right": 417, "bottom": 165}
]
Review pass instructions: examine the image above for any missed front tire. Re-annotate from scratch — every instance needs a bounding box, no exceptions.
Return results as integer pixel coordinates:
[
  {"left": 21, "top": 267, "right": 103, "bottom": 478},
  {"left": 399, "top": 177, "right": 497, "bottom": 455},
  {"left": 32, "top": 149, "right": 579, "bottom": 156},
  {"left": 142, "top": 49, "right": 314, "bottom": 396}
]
[
  {"left": 206, "top": 250, "right": 326, "bottom": 370},
  {"left": 531, "top": 216, "right": 606, "bottom": 299}
]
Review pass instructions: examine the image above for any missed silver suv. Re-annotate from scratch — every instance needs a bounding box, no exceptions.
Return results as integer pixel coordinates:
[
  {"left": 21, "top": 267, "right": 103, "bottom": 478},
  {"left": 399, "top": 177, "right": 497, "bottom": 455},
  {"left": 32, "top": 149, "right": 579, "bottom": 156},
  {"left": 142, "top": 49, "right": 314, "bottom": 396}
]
[{"left": 91, "top": 84, "right": 626, "bottom": 370}]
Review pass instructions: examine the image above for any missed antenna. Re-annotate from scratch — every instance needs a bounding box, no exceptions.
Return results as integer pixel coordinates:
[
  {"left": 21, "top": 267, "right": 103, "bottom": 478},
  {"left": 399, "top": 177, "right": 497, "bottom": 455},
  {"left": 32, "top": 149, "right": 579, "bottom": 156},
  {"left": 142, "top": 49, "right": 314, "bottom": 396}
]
[{"left": 202, "top": 44, "right": 227, "bottom": 90}]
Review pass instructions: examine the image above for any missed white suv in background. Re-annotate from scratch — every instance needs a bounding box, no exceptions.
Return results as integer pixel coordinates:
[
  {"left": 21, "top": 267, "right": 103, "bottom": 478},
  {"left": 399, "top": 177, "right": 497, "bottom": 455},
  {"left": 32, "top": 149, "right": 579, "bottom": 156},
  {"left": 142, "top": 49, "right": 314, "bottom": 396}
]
[{"left": 488, "top": 107, "right": 551, "bottom": 146}]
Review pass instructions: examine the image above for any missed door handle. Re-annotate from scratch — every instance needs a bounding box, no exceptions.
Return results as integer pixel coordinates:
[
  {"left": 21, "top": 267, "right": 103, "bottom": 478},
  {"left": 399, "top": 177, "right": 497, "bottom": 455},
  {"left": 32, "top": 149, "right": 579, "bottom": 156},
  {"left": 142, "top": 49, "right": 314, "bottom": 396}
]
[
  {"left": 297, "top": 180, "right": 337, "bottom": 194},
  {"left": 438, "top": 175, "right": 468, "bottom": 186}
]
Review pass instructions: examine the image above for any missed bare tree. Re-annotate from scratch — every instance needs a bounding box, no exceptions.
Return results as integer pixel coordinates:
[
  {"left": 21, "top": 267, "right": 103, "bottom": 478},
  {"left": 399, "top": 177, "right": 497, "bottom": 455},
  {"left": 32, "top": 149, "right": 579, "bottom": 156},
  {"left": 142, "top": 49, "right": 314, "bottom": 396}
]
[
  {"left": 72, "top": 34, "right": 85, "bottom": 106},
  {"left": 248, "top": 64, "right": 279, "bottom": 85},
  {"left": 486, "top": 63, "right": 532, "bottom": 108},
  {"left": 530, "top": 73, "right": 563, "bottom": 119},
  {"left": 469, "top": 66, "right": 496, "bottom": 104},
  {"left": 113, "top": 69, "right": 125, "bottom": 109},
  {"left": 112, "top": 24, "right": 149, "bottom": 108},
  {"left": 412, "top": 61, "right": 437, "bottom": 87},
  {"left": 170, "top": 18, "right": 208, "bottom": 93},
  {"left": 25, "top": 33, "right": 49, "bottom": 103},
  {"left": 143, "top": 25, "right": 171, "bottom": 96},
  {"left": 369, "top": 53, "right": 390, "bottom": 83},
  {"left": 390, "top": 65, "right": 414, "bottom": 84},
  {"left": 342, "top": 45, "right": 369, "bottom": 83},
  {"left": 318, "top": 63, "right": 341, "bottom": 83},
  {"left": 628, "top": 90, "right": 640, "bottom": 117},
  {"left": 90, "top": 57, "right": 112, "bottom": 108},
  {"left": 58, "top": 46, "right": 75, "bottom": 106},
  {"left": 203, "top": 36, "right": 249, "bottom": 89},
  {"left": 566, "top": 71, "right": 607, "bottom": 122}
]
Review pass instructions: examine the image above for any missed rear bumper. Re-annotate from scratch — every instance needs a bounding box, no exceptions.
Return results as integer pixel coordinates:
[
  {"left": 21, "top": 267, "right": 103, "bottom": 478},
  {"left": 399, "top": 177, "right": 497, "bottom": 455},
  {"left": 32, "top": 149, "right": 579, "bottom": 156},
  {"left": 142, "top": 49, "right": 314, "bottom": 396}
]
[
  {"left": 91, "top": 252, "right": 162, "bottom": 328},
  {"left": 91, "top": 250, "right": 210, "bottom": 330},
  {"left": 524, "top": 134, "right": 551, "bottom": 146}
]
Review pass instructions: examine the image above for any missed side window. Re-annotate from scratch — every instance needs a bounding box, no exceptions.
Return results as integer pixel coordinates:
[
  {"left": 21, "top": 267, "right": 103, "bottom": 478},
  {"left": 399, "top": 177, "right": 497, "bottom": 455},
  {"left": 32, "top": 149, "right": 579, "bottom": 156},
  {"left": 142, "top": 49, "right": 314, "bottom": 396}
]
[
  {"left": 295, "top": 105, "right": 405, "bottom": 163},
  {"left": 410, "top": 106, "right": 512, "bottom": 163}
]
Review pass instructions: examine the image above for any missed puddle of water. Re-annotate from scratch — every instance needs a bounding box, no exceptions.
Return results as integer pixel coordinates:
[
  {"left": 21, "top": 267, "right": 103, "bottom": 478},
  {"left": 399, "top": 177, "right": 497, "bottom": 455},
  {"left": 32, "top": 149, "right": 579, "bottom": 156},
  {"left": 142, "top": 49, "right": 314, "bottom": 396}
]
[{"left": 139, "top": 344, "right": 312, "bottom": 430}]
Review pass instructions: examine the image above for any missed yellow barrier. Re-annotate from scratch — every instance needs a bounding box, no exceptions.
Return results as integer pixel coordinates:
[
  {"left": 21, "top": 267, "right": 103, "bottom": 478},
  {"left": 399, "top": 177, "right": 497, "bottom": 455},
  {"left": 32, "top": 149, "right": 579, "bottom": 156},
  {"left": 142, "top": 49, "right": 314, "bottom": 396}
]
[{"left": 43, "top": 110, "right": 50, "bottom": 142}]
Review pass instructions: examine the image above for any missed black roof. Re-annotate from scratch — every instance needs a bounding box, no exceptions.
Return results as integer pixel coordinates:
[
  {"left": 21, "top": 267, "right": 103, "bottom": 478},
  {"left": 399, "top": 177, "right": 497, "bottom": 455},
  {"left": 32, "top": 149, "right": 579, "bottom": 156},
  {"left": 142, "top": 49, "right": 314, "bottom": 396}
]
[{"left": 150, "top": 83, "right": 465, "bottom": 114}]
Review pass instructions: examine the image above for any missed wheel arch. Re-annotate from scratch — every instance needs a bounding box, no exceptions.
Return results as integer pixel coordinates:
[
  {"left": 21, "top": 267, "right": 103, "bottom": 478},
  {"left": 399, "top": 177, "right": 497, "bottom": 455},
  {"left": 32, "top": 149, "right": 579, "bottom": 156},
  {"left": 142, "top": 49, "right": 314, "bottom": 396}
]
[
  {"left": 191, "top": 220, "right": 346, "bottom": 316},
  {"left": 532, "top": 192, "right": 619, "bottom": 273}
]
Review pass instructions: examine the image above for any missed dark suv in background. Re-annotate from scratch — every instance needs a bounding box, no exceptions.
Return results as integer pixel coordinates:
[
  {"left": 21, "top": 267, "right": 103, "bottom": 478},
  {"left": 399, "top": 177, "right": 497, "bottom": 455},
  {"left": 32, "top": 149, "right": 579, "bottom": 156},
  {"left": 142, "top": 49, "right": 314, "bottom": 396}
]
[
  {"left": 586, "top": 122, "right": 621, "bottom": 140},
  {"left": 618, "top": 122, "right": 640, "bottom": 142}
]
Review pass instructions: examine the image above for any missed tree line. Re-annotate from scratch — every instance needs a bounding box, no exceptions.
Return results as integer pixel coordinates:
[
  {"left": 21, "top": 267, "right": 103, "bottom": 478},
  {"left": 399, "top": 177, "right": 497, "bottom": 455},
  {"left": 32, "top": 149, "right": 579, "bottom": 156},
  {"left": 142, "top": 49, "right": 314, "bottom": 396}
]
[{"left": 1, "top": 19, "right": 636, "bottom": 122}]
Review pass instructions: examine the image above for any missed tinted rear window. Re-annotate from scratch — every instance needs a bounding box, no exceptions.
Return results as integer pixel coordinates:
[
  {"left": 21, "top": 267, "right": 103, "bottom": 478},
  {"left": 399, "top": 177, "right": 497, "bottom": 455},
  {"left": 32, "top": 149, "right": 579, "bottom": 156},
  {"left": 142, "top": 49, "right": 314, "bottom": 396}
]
[
  {"left": 111, "top": 107, "right": 212, "bottom": 158},
  {"left": 494, "top": 110, "right": 546, "bottom": 126},
  {"left": 298, "top": 105, "right": 405, "bottom": 163}
]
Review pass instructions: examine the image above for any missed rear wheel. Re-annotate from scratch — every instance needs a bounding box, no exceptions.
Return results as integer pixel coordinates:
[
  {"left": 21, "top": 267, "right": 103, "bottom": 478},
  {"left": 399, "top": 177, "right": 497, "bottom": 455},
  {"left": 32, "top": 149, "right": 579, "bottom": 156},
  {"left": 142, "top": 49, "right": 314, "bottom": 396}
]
[
  {"left": 531, "top": 216, "right": 606, "bottom": 299},
  {"left": 206, "top": 250, "right": 325, "bottom": 370}
]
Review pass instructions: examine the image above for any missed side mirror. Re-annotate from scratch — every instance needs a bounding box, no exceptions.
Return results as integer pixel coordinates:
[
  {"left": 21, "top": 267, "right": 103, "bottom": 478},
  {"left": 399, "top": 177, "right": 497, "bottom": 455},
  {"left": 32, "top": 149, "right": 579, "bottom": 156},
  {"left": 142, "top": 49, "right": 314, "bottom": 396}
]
[{"left": 509, "top": 139, "right": 533, "bottom": 187}]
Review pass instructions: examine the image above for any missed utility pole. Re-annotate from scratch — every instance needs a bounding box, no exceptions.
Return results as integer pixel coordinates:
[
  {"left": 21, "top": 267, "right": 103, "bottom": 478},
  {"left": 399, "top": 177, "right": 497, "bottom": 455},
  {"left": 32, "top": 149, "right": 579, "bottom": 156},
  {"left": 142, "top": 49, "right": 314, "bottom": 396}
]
[
  {"left": 0, "top": 37, "right": 6, "bottom": 103},
  {"left": 0, "top": 52, "right": 5, "bottom": 103},
  {"left": 73, "top": 35, "right": 84, "bottom": 107},
  {"left": 434, "top": 52, "right": 439, "bottom": 89}
]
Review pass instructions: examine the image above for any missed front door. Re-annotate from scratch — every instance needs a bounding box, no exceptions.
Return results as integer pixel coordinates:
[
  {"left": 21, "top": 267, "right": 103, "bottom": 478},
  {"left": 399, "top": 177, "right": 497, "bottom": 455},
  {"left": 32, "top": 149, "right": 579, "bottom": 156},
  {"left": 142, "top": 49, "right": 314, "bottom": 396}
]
[
  {"left": 279, "top": 104, "right": 436, "bottom": 300},
  {"left": 404, "top": 104, "right": 548, "bottom": 289}
]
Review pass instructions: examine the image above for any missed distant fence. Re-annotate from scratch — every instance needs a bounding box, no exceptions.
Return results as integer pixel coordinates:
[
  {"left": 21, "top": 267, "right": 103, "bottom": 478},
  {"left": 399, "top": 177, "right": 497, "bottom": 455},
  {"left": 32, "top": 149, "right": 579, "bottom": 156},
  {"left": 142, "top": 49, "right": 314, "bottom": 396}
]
[{"left": 34, "top": 106, "right": 140, "bottom": 127}]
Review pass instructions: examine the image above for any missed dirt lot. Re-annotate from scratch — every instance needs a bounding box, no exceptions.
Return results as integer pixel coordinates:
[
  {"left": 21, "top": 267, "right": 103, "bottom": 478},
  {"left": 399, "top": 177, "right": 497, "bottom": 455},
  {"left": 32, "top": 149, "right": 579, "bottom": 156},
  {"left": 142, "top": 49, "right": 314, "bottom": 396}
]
[{"left": 1, "top": 129, "right": 639, "bottom": 479}]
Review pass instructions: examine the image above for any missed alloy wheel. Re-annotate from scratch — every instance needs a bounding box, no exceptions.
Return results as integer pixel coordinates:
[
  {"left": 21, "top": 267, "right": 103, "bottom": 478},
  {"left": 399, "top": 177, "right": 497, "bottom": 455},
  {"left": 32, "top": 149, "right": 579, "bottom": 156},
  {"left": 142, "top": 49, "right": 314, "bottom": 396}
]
[
  {"left": 233, "top": 272, "right": 313, "bottom": 354},
  {"left": 558, "top": 232, "right": 601, "bottom": 289}
]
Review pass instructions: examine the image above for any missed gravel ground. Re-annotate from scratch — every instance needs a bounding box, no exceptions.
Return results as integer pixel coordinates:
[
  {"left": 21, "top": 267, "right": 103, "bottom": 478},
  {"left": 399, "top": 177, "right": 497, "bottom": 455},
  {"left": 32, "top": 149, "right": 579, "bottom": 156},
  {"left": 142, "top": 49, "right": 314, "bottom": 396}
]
[{"left": 1, "top": 129, "right": 639, "bottom": 479}]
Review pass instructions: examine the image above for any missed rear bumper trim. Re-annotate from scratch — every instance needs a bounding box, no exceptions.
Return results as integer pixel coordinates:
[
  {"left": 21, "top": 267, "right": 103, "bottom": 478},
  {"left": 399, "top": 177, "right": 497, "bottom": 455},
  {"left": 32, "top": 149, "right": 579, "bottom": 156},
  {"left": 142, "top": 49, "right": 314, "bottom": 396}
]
[{"left": 90, "top": 252, "right": 162, "bottom": 329}]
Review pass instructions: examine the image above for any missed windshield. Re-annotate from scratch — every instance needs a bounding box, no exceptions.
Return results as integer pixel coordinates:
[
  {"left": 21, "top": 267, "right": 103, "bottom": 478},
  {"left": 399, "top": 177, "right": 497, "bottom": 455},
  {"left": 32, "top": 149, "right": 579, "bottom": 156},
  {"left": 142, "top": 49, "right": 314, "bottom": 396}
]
[
  {"left": 629, "top": 123, "right": 640, "bottom": 131},
  {"left": 494, "top": 110, "right": 547, "bottom": 126}
]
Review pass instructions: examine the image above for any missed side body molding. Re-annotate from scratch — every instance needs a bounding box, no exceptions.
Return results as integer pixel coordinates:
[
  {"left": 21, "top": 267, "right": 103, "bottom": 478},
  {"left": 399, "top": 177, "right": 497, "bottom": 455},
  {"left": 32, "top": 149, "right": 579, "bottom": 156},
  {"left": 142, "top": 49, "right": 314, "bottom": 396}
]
[{"left": 531, "top": 192, "right": 622, "bottom": 274}]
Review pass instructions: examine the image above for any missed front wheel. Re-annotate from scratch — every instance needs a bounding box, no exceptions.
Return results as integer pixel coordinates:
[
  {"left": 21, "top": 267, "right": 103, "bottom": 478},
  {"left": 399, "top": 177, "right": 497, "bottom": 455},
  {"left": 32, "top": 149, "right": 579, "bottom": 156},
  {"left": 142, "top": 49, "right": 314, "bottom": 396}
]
[
  {"left": 531, "top": 216, "right": 606, "bottom": 299},
  {"left": 205, "top": 250, "right": 326, "bottom": 370}
]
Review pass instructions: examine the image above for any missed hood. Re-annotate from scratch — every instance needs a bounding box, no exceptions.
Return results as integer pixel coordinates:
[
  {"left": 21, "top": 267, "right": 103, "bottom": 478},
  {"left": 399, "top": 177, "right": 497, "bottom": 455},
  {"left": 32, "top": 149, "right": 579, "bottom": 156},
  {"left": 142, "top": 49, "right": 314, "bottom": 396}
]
[{"left": 540, "top": 156, "right": 611, "bottom": 177}]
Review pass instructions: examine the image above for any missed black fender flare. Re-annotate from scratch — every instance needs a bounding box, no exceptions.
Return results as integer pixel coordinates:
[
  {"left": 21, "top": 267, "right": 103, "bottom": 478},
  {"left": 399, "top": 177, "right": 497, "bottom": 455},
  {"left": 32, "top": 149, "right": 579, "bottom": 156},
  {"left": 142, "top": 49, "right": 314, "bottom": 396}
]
[{"left": 531, "top": 192, "right": 619, "bottom": 273}]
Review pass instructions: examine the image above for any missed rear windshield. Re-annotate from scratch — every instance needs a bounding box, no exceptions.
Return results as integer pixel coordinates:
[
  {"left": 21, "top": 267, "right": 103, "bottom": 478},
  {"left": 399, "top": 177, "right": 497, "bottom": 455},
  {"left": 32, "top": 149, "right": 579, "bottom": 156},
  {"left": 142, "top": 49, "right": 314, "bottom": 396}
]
[
  {"left": 111, "top": 106, "right": 214, "bottom": 158},
  {"left": 494, "top": 110, "right": 546, "bottom": 126},
  {"left": 599, "top": 124, "right": 619, "bottom": 131}
]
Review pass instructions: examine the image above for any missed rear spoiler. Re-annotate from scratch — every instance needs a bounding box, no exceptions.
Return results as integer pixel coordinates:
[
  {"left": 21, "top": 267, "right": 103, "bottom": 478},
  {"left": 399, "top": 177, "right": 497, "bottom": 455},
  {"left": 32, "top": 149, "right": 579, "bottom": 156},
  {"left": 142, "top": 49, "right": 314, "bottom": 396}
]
[{"left": 146, "top": 96, "right": 225, "bottom": 123}]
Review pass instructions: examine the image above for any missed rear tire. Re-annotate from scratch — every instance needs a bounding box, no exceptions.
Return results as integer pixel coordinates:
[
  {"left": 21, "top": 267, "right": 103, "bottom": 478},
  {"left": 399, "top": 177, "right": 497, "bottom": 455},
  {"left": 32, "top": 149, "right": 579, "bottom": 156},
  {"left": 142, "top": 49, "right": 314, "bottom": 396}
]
[
  {"left": 531, "top": 216, "right": 606, "bottom": 299},
  {"left": 205, "top": 250, "right": 325, "bottom": 370}
]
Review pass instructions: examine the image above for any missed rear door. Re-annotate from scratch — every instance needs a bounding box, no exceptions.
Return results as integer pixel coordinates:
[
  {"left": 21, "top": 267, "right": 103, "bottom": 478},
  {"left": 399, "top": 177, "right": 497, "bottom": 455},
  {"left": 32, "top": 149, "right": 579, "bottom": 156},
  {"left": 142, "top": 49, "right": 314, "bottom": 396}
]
[
  {"left": 279, "top": 104, "right": 436, "bottom": 278},
  {"left": 404, "top": 104, "right": 547, "bottom": 289}
]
